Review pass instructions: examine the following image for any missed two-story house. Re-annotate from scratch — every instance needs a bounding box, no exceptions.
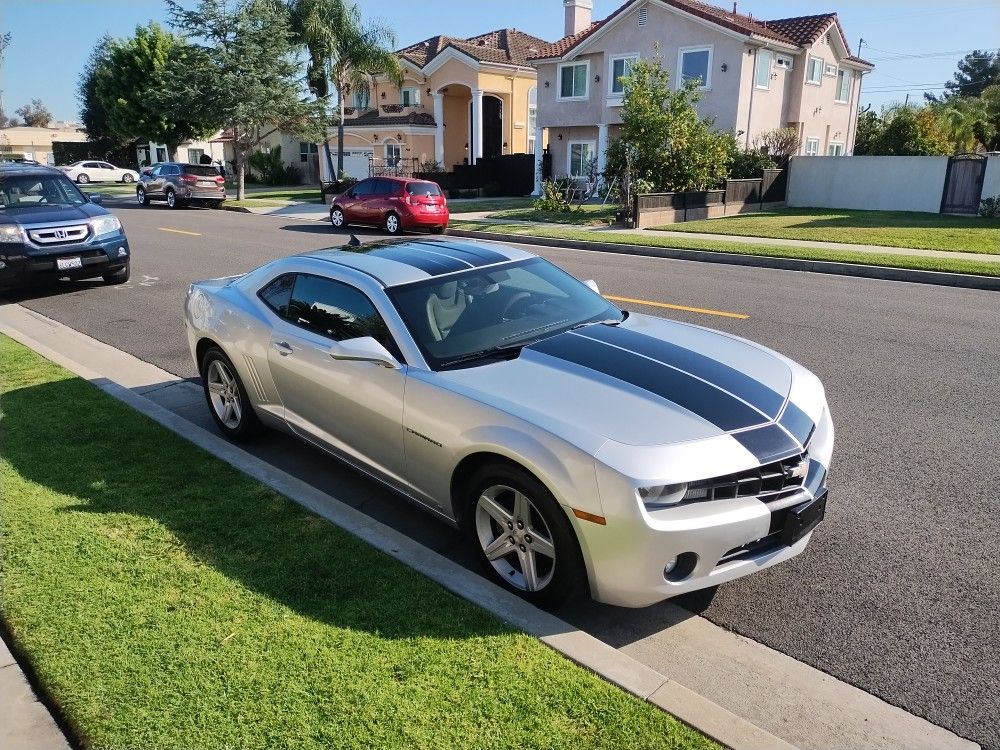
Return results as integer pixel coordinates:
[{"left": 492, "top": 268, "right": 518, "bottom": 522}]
[
  {"left": 324, "top": 29, "right": 549, "bottom": 180},
  {"left": 528, "top": 0, "right": 874, "bottom": 191}
]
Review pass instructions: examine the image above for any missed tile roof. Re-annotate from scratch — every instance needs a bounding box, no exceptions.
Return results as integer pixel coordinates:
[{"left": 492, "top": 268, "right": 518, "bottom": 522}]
[
  {"left": 764, "top": 13, "right": 837, "bottom": 47},
  {"left": 348, "top": 110, "right": 437, "bottom": 127},
  {"left": 399, "top": 28, "right": 551, "bottom": 68}
]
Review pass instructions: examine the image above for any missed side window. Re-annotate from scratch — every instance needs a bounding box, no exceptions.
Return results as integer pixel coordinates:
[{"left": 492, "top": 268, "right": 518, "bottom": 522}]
[
  {"left": 151, "top": 165, "right": 162, "bottom": 177},
  {"left": 100, "top": 162, "right": 115, "bottom": 170},
  {"left": 258, "top": 274, "right": 296, "bottom": 317},
  {"left": 354, "top": 179, "right": 375, "bottom": 197},
  {"left": 169, "top": 165, "right": 182, "bottom": 176},
  {"left": 287, "top": 274, "right": 399, "bottom": 356},
  {"left": 374, "top": 179, "right": 396, "bottom": 196},
  {"left": 84, "top": 162, "right": 100, "bottom": 169}
]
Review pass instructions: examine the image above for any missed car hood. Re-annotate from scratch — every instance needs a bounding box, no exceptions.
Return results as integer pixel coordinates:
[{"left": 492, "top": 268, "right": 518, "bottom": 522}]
[
  {"left": 434, "top": 313, "right": 822, "bottom": 457},
  {"left": 0, "top": 202, "right": 106, "bottom": 226}
]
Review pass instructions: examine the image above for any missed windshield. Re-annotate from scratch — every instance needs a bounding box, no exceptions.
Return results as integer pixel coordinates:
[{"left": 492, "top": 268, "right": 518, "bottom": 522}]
[
  {"left": 387, "top": 257, "right": 623, "bottom": 369},
  {"left": 0, "top": 174, "right": 87, "bottom": 209}
]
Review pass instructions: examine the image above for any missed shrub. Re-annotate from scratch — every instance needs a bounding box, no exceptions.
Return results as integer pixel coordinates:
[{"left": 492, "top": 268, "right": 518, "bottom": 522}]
[
  {"left": 418, "top": 159, "right": 443, "bottom": 173},
  {"left": 533, "top": 180, "right": 570, "bottom": 212},
  {"left": 980, "top": 195, "right": 1000, "bottom": 218}
]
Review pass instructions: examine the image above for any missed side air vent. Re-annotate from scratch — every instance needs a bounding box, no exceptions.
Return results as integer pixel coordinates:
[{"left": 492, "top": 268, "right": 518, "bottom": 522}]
[{"left": 242, "top": 355, "right": 268, "bottom": 401}]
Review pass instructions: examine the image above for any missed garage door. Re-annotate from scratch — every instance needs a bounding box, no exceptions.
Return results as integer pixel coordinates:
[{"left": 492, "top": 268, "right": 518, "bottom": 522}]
[{"left": 323, "top": 149, "right": 373, "bottom": 181}]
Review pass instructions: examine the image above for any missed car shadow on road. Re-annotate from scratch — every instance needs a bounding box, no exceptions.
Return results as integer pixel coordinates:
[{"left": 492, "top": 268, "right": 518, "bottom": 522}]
[{"left": 0, "top": 279, "right": 108, "bottom": 303}]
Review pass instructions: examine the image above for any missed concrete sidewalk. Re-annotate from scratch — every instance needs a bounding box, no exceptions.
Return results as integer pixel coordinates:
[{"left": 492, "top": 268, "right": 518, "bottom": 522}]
[{"left": 0, "top": 635, "right": 71, "bottom": 750}]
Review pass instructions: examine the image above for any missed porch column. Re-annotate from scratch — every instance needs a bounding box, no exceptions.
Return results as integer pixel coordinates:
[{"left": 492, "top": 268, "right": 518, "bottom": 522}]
[
  {"left": 532, "top": 125, "right": 544, "bottom": 196},
  {"left": 432, "top": 93, "right": 445, "bottom": 166},
  {"left": 472, "top": 88, "right": 484, "bottom": 164},
  {"left": 596, "top": 123, "right": 608, "bottom": 191}
]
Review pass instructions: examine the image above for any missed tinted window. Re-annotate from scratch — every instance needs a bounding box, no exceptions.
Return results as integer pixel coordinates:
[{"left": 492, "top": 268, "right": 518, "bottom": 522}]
[
  {"left": 0, "top": 174, "right": 87, "bottom": 208},
  {"left": 83, "top": 162, "right": 100, "bottom": 168},
  {"left": 168, "top": 165, "right": 182, "bottom": 175},
  {"left": 100, "top": 162, "right": 115, "bottom": 169},
  {"left": 374, "top": 179, "right": 397, "bottom": 196},
  {"left": 287, "top": 274, "right": 398, "bottom": 354},
  {"left": 353, "top": 180, "right": 376, "bottom": 197},
  {"left": 150, "top": 165, "right": 162, "bottom": 176},
  {"left": 406, "top": 182, "right": 441, "bottom": 197},
  {"left": 184, "top": 165, "right": 219, "bottom": 177},
  {"left": 258, "top": 274, "right": 295, "bottom": 317}
]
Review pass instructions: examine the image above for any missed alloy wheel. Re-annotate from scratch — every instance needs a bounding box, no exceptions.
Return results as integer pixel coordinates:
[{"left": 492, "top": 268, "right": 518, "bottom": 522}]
[
  {"left": 385, "top": 214, "right": 399, "bottom": 234},
  {"left": 475, "top": 485, "right": 556, "bottom": 592},
  {"left": 331, "top": 208, "right": 345, "bottom": 227},
  {"left": 206, "top": 359, "right": 243, "bottom": 429},
  {"left": 166, "top": 190, "right": 176, "bottom": 208},
  {"left": 123, "top": 174, "right": 134, "bottom": 183}
]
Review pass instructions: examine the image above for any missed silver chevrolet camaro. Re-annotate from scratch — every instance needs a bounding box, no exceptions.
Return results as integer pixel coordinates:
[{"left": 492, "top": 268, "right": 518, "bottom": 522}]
[{"left": 185, "top": 239, "right": 833, "bottom": 608}]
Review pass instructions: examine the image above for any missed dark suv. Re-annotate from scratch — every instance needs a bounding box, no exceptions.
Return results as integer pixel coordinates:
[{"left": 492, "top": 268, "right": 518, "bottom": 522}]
[
  {"left": 0, "top": 163, "right": 130, "bottom": 289},
  {"left": 137, "top": 162, "right": 226, "bottom": 209}
]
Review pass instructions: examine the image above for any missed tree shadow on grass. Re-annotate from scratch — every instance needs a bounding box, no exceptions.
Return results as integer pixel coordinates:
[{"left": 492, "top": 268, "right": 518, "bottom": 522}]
[{"left": 1, "top": 375, "right": 511, "bottom": 642}]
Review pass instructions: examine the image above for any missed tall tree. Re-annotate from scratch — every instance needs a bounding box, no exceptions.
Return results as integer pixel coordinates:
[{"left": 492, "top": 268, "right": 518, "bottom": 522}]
[
  {"left": 15, "top": 99, "right": 52, "bottom": 127},
  {"left": 926, "top": 50, "right": 1000, "bottom": 102},
  {"left": 78, "top": 35, "right": 124, "bottom": 147},
  {"left": 164, "top": 0, "right": 322, "bottom": 198}
]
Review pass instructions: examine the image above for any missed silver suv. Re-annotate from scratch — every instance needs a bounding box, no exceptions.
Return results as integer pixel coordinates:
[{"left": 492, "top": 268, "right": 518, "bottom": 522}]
[{"left": 136, "top": 163, "right": 226, "bottom": 209}]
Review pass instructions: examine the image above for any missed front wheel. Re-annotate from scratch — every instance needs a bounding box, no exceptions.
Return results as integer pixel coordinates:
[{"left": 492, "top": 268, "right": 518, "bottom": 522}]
[
  {"left": 465, "top": 463, "right": 584, "bottom": 608},
  {"left": 136, "top": 187, "right": 150, "bottom": 206},
  {"left": 122, "top": 173, "right": 134, "bottom": 183},
  {"left": 330, "top": 207, "right": 347, "bottom": 228},
  {"left": 200, "top": 347, "right": 263, "bottom": 441},
  {"left": 76, "top": 173, "right": 90, "bottom": 184},
  {"left": 102, "top": 264, "right": 130, "bottom": 285},
  {"left": 384, "top": 212, "right": 402, "bottom": 235}
]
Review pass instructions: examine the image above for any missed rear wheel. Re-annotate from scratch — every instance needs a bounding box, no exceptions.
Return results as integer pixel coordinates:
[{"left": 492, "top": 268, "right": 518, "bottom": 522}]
[
  {"left": 165, "top": 188, "right": 179, "bottom": 209},
  {"left": 136, "top": 187, "right": 150, "bottom": 206},
  {"left": 465, "top": 463, "right": 584, "bottom": 609},
  {"left": 200, "top": 347, "right": 263, "bottom": 441},
  {"left": 102, "top": 264, "right": 130, "bottom": 285},
  {"left": 384, "top": 212, "right": 402, "bottom": 235},
  {"left": 210, "top": 200, "right": 224, "bottom": 209},
  {"left": 76, "top": 173, "right": 90, "bottom": 184},
  {"left": 122, "top": 173, "right": 134, "bottom": 183},
  {"left": 330, "top": 206, "right": 347, "bottom": 229}
]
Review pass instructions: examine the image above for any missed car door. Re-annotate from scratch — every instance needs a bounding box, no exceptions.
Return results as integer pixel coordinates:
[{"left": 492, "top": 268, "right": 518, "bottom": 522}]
[
  {"left": 145, "top": 165, "right": 164, "bottom": 194},
  {"left": 101, "top": 162, "right": 120, "bottom": 181},
  {"left": 265, "top": 272, "right": 408, "bottom": 485},
  {"left": 82, "top": 161, "right": 101, "bottom": 181},
  {"left": 343, "top": 179, "right": 375, "bottom": 224}
]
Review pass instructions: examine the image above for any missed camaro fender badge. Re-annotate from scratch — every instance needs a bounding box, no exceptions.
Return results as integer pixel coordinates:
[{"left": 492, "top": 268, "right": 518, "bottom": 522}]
[{"left": 405, "top": 427, "right": 442, "bottom": 448}]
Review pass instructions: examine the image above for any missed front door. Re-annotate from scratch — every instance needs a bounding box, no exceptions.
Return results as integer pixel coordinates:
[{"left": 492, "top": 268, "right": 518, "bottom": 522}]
[
  {"left": 483, "top": 96, "right": 503, "bottom": 158},
  {"left": 265, "top": 272, "right": 407, "bottom": 484},
  {"left": 941, "top": 154, "right": 987, "bottom": 214}
]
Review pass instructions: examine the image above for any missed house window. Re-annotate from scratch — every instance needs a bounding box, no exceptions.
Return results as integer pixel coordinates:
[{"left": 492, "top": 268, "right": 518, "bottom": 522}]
[
  {"left": 187, "top": 148, "right": 205, "bottom": 164},
  {"left": 353, "top": 84, "right": 371, "bottom": 110},
  {"left": 827, "top": 142, "right": 844, "bottom": 156},
  {"left": 610, "top": 54, "right": 638, "bottom": 95},
  {"left": 824, "top": 63, "right": 838, "bottom": 77},
  {"left": 568, "top": 141, "right": 595, "bottom": 178},
  {"left": 678, "top": 46, "right": 712, "bottom": 89},
  {"left": 299, "top": 142, "right": 318, "bottom": 162},
  {"left": 806, "top": 57, "right": 823, "bottom": 85},
  {"left": 836, "top": 69, "right": 852, "bottom": 103},
  {"left": 805, "top": 138, "right": 820, "bottom": 156},
  {"left": 385, "top": 143, "right": 402, "bottom": 166},
  {"left": 755, "top": 50, "right": 772, "bottom": 90},
  {"left": 559, "top": 61, "right": 589, "bottom": 99},
  {"left": 155, "top": 147, "right": 168, "bottom": 162},
  {"left": 638, "top": 6, "right": 647, "bottom": 26},
  {"left": 401, "top": 87, "right": 420, "bottom": 107},
  {"left": 527, "top": 87, "right": 537, "bottom": 153},
  {"left": 775, "top": 55, "right": 793, "bottom": 70}
]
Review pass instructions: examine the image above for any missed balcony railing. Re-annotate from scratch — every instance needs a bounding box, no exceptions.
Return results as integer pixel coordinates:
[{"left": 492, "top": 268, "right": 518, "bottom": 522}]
[{"left": 369, "top": 157, "right": 422, "bottom": 178}]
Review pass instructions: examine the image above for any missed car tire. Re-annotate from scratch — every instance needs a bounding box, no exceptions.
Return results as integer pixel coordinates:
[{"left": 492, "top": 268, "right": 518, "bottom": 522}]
[
  {"left": 122, "top": 173, "right": 134, "bottom": 183},
  {"left": 430, "top": 226, "right": 447, "bottom": 235},
  {"left": 330, "top": 206, "right": 348, "bottom": 229},
  {"left": 102, "top": 264, "right": 130, "bottom": 285},
  {"left": 136, "top": 186, "right": 150, "bottom": 206},
  {"left": 76, "top": 173, "right": 90, "bottom": 184},
  {"left": 464, "top": 462, "right": 585, "bottom": 609},
  {"left": 199, "top": 346, "right": 264, "bottom": 441},
  {"left": 210, "top": 200, "right": 224, "bottom": 209},
  {"left": 384, "top": 212, "right": 402, "bottom": 235},
  {"left": 165, "top": 189, "right": 179, "bottom": 209}
]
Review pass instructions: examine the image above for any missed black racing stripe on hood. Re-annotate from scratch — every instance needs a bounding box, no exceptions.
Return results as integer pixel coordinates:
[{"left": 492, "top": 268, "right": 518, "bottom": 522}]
[
  {"left": 575, "top": 324, "right": 786, "bottom": 419},
  {"left": 779, "top": 401, "right": 815, "bottom": 446},
  {"left": 407, "top": 240, "right": 509, "bottom": 266},
  {"left": 365, "top": 245, "right": 469, "bottom": 275},
  {"left": 733, "top": 424, "right": 803, "bottom": 463},
  {"left": 528, "top": 331, "right": 768, "bottom": 432}
]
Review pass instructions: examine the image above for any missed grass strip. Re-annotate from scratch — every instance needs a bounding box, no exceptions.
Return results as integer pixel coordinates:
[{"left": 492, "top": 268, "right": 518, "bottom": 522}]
[
  {"left": 446, "top": 197, "right": 535, "bottom": 213},
  {"left": 649, "top": 208, "right": 1000, "bottom": 254},
  {"left": 486, "top": 205, "right": 618, "bottom": 226},
  {"left": 0, "top": 336, "right": 716, "bottom": 750},
  {"left": 452, "top": 220, "right": 1000, "bottom": 277}
]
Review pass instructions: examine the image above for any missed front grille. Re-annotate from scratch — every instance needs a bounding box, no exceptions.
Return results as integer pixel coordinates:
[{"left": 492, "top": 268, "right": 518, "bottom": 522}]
[
  {"left": 683, "top": 453, "right": 808, "bottom": 504},
  {"left": 27, "top": 224, "right": 90, "bottom": 245}
]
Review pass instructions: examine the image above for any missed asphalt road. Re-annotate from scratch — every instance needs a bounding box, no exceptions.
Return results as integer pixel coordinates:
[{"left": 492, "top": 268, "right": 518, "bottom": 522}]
[{"left": 6, "top": 201, "right": 999, "bottom": 749}]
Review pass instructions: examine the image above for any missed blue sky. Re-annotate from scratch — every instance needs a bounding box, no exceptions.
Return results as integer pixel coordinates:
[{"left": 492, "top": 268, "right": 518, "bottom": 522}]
[{"left": 1, "top": 0, "right": 998, "bottom": 121}]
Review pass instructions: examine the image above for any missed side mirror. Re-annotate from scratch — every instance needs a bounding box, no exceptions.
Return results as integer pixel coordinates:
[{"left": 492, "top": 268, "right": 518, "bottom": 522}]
[
  {"left": 88, "top": 193, "right": 104, "bottom": 205},
  {"left": 329, "top": 336, "right": 401, "bottom": 369},
  {"left": 583, "top": 279, "right": 600, "bottom": 294}
]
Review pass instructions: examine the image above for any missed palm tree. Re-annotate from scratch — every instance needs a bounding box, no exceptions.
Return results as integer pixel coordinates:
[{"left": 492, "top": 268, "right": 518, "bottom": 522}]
[{"left": 288, "top": 0, "right": 402, "bottom": 180}]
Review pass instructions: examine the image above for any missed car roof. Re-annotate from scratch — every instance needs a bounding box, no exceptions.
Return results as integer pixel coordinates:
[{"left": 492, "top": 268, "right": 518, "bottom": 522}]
[
  {"left": 0, "top": 163, "right": 65, "bottom": 177},
  {"left": 299, "top": 238, "right": 534, "bottom": 287}
]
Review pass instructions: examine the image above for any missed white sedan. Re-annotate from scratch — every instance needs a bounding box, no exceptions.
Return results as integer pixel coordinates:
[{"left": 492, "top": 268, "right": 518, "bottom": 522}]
[{"left": 59, "top": 161, "right": 139, "bottom": 184}]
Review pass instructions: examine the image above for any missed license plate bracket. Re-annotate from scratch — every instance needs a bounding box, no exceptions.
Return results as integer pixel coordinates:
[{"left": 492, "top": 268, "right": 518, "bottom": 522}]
[
  {"left": 56, "top": 256, "right": 83, "bottom": 270},
  {"left": 782, "top": 491, "right": 827, "bottom": 546}
]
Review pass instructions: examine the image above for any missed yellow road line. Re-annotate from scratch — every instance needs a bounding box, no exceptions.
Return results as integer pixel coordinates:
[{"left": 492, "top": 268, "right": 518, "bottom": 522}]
[
  {"left": 604, "top": 294, "right": 749, "bottom": 320},
  {"left": 157, "top": 227, "right": 202, "bottom": 237}
]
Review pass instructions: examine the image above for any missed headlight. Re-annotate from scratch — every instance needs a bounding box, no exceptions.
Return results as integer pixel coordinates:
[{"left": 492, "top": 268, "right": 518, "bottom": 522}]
[
  {"left": 89, "top": 215, "right": 121, "bottom": 236},
  {"left": 638, "top": 483, "right": 688, "bottom": 510},
  {"left": 0, "top": 224, "right": 23, "bottom": 243}
]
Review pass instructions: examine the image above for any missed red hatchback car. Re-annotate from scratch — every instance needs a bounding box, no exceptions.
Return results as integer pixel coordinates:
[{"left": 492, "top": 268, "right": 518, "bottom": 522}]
[{"left": 329, "top": 176, "right": 449, "bottom": 235}]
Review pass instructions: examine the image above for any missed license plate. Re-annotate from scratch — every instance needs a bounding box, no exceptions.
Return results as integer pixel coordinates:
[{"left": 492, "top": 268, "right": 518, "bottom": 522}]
[
  {"left": 781, "top": 492, "right": 827, "bottom": 546},
  {"left": 56, "top": 256, "right": 83, "bottom": 270}
]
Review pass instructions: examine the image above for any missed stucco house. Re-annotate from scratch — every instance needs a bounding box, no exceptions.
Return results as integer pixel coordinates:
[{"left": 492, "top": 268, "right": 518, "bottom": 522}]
[
  {"left": 528, "top": 0, "right": 874, "bottom": 190},
  {"left": 323, "top": 28, "right": 550, "bottom": 180},
  {"left": 0, "top": 124, "right": 89, "bottom": 165}
]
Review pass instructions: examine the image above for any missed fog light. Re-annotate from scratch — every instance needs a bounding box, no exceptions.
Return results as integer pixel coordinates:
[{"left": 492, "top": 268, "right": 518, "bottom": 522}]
[
  {"left": 117, "top": 247, "right": 128, "bottom": 257},
  {"left": 663, "top": 557, "right": 678, "bottom": 575}
]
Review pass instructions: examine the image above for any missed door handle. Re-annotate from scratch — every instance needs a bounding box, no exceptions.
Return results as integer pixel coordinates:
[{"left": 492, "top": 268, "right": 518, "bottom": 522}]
[{"left": 272, "top": 341, "right": 293, "bottom": 356}]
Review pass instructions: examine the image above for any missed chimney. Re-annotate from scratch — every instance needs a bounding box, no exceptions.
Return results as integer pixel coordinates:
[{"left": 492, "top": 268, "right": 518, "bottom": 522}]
[{"left": 564, "top": 0, "right": 593, "bottom": 37}]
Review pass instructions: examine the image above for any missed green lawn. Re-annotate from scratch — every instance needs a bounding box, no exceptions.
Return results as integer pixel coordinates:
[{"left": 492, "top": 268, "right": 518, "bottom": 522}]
[
  {"left": 652, "top": 208, "right": 1000, "bottom": 254},
  {"left": 452, "top": 220, "right": 1000, "bottom": 277},
  {"left": 238, "top": 186, "right": 324, "bottom": 202},
  {"left": 0, "top": 337, "right": 715, "bottom": 750},
  {"left": 487, "top": 204, "right": 618, "bottom": 226},
  {"left": 448, "top": 196, "right": 535, "bottom": 213}
]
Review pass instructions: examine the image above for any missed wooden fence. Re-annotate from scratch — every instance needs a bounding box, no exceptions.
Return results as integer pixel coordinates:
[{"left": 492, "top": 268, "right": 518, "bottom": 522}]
[{"left": 633, "top": 169, "right": 786, "bottom": 228}]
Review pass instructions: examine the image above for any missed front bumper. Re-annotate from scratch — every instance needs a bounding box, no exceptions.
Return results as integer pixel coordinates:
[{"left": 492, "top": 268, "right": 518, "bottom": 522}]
[{"left": 0, "top": 233, "right": 130, "bottom": 288}]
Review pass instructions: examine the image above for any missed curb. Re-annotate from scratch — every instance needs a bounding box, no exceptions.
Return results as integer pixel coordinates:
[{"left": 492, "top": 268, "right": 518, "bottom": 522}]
[
  {"left": 447, "top": 228, "right": 1000, "bottom": 292},
  {"left": 0, "top": 306, "right": 795, "bottom": 750}
]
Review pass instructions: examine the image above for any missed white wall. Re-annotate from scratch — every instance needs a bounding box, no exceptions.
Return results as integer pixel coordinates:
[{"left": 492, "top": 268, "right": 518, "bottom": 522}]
[
  {"left": 787, "top": 156, "right": 950, "bottom": 213},
  {"left": 983, "top": 155, "right": 1000, "bottom": 201}
]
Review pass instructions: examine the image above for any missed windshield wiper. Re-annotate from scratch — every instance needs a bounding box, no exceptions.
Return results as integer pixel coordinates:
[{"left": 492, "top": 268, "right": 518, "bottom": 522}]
[
  {"left": 570, "top": 317, "right": 623, "bottom": 330},
  {"left": 439, "top": 342, "right": 529, "bottom": 369}
]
